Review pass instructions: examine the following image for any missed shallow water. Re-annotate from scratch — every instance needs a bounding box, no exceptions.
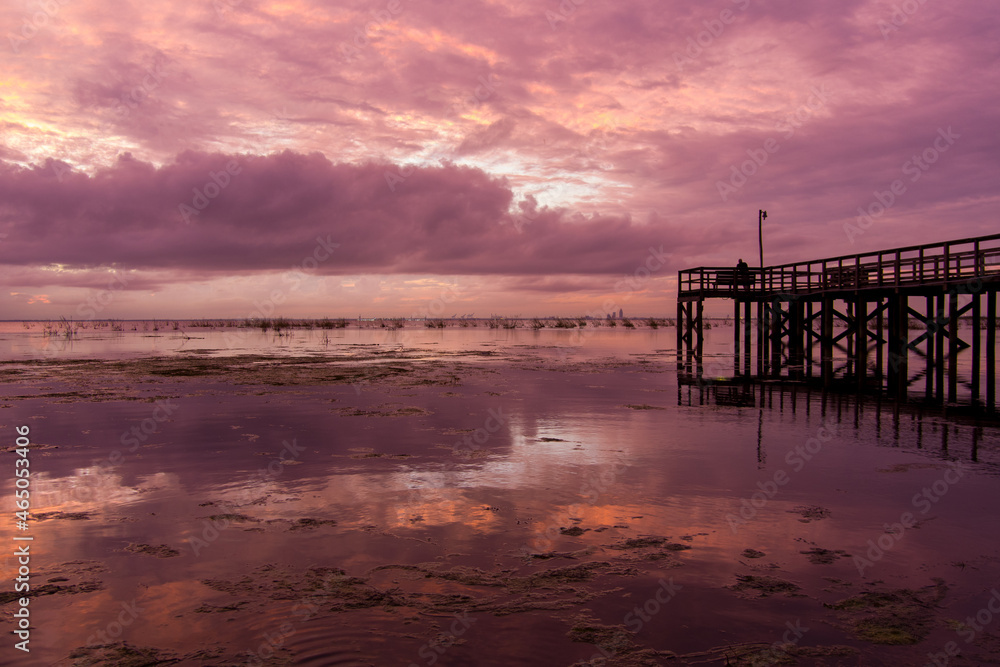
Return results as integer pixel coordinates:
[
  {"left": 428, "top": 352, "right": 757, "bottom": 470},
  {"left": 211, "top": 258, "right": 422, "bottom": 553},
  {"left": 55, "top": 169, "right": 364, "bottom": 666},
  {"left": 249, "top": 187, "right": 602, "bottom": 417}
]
[
  {"left": 4, "top": 319, "right": 994, "bottom": 404},
  {"left": 1, "top": 325, "right": 999, "bottom": 665},
  {"left": 0, "top": 320, "right": 680, "bottom": 362}
]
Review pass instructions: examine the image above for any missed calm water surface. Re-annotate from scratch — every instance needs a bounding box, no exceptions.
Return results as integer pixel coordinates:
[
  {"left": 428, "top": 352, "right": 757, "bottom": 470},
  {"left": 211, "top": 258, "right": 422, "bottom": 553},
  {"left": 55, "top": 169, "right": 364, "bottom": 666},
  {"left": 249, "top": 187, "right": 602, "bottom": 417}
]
[{"left": 1, "top": 324, "right": 998, "bottom": 666}]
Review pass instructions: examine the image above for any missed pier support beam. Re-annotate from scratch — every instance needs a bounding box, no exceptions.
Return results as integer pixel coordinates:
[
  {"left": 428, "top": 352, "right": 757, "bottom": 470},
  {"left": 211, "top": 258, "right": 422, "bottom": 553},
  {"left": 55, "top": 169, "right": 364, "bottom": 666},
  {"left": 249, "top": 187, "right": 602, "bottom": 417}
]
[
  {"left": 734, "top": 298, "right": 741, "bottom": 375},
  {"left": 887, "top": 294, "right": 908, "bottom": 398},
  {"left": 744, "top": 300, "right": 752, "bottom": 376},
  {"left": 897, "top": 295, "right": 908, "bottom": 397},
  {"left": 875, "top": 298, "right": 884, "bottom": 387},
  {"left": 696, "top": 299, "right": 704, "bottom": 359},
  {"left": 925, "top": 296, "right": 935, "bottom": 401},
  {"left": 972, "top": 292, "right": 980, "bottom": 405},
  {"left": 770, "top": 300, "right": 782, "bottom": 376},
  {"left": 935, "top": 294, "right": 945, "bottom": 404},
  {"left": 949, "top": 292, "right": 959, "bottom": 404},
  {"left": 855, "top": 297, "right": 867, "bottom": 390},
  {"left": 805, "top": 300, "right": 814, "bottom": 377},
  {"left": 821, "top": 298, "right": 833, "bottom": 388},
  {"left": 988, "top": 290, "right": 996, "bottom": 412},
  {"left": 756, "top": 301, "right": 763, "bottom": 376},
  {"left": 675, "top": 299, "right": 683, "bottom": 373}
]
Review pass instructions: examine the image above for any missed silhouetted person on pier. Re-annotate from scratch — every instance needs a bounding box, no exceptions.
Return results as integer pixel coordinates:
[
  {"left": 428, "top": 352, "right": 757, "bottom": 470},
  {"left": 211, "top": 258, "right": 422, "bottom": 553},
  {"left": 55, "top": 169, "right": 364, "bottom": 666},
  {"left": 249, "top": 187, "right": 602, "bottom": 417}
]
[{"left": 736, "top": 258, "right": 751, "bottom": 292}]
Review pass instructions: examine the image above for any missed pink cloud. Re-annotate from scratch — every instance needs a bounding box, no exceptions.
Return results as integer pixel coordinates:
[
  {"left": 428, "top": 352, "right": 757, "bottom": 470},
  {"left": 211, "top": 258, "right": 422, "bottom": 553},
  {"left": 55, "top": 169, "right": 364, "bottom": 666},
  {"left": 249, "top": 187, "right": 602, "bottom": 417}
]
[{"left": 0, "top": 151, "right": 678, "bottom": 281}]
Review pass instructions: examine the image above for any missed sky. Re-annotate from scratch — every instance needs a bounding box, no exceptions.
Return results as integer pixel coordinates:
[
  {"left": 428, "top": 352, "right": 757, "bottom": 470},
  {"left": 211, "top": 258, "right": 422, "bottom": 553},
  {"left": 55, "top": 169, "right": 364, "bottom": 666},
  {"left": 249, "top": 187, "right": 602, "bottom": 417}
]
[{"left": 0, "top": 0, "right": 998, "bottom": 319}]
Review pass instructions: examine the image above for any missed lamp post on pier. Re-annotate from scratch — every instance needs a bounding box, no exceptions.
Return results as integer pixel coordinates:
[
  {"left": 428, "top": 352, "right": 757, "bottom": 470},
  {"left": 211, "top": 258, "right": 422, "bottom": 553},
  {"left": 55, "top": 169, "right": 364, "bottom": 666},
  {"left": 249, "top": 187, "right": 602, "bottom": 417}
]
[{"left": 758, "top": 209, "right": 767, "bottom": 271}]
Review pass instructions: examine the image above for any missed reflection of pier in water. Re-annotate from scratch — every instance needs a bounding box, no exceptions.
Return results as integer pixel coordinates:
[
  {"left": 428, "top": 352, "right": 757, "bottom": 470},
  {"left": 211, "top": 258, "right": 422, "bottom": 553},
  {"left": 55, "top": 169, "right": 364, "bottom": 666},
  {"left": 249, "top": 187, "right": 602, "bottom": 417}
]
[
  {"left": 677, "top": 233, "right": 1000, "bottom": 412},
  {"left": 679, "top": 382, "right": 992, "bottom": 464}
]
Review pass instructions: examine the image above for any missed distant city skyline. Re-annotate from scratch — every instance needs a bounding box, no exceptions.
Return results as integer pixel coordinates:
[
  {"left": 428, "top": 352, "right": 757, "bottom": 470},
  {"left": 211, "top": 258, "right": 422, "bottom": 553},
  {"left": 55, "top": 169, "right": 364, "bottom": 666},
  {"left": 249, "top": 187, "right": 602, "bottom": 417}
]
[{"left": 1, "top": 0, "right": 997, "bottom": 319}]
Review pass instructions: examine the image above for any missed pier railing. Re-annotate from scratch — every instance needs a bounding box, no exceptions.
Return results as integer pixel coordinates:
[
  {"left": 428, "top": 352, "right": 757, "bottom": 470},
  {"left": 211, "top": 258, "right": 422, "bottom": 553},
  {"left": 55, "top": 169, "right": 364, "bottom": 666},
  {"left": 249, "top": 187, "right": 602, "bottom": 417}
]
[{"left": 678, "top": 232, "right": 1000, "bottom": 298}]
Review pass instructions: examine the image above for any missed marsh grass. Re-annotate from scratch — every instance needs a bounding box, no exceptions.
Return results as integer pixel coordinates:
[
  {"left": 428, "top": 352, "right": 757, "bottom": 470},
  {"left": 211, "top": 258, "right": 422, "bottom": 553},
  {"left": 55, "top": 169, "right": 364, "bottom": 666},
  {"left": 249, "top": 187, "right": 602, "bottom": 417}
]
[{"left": 487, "top": 316, "right": 519, "bottom": 329}]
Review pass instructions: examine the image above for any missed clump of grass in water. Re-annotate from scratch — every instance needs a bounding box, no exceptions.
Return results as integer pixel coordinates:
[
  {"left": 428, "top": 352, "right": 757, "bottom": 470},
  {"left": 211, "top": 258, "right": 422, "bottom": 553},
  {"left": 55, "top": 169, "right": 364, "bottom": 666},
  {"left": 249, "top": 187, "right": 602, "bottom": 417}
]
[
  {"left": 67, "top": 643, "right": 173, "bottom": 664},
  {"left": 728, "top": 574, "right": 801, "bottom": 598},
  {"left": 827, "top": 585, "right": 942, "bottom": 645},
  {"left": 566, "top": 623, "right": 635, "bottom": 655},
  {"left": 241, "top": 317, "right": 273, "bottom": 331},
  {"left": 269, "top": 317, "right": 291, "bottom": 334},
  {"left": 57, "top": 317, "right": 78, "bottom": 338},
  {"left": 487, "top": 315, "right": 519, "bottom": 329},
  {"left": 206, "top": 513, "right": 260, "bottom": 523},
  {"left": 622, "top": 318, "right": 635, "bottom": 328}
]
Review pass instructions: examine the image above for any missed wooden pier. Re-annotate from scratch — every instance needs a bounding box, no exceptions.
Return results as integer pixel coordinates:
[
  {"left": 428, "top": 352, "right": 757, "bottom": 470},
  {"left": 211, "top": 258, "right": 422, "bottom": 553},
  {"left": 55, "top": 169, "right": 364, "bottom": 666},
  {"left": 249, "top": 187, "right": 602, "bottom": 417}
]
[{"left": 676, "top": 233, "right": 1000, "bottom": 411}]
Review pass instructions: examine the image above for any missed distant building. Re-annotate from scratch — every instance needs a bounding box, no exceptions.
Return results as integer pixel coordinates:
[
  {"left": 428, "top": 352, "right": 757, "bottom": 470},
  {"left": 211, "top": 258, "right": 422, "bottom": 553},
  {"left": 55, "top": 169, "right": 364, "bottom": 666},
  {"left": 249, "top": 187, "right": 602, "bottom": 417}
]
[{"left": 619, "top": 308, "right": 623, "bottom": 319}]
